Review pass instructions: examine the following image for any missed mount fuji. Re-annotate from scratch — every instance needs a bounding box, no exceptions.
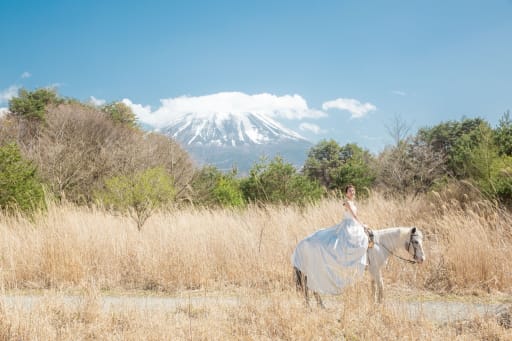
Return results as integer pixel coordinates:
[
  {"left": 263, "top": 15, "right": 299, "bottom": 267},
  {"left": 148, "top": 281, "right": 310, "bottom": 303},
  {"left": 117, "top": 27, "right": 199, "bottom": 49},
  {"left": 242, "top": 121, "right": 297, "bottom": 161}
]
[{"left": 156, "top": 111, "right": 312, "bottom": 172}]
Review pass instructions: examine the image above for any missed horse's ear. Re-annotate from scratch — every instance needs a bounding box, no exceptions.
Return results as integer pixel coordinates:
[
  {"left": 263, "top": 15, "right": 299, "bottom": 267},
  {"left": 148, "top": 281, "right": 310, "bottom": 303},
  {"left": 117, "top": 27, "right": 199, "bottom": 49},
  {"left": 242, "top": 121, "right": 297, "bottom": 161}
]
[{"left": 411, "top": 227, "right": 417, "bottom": 234}]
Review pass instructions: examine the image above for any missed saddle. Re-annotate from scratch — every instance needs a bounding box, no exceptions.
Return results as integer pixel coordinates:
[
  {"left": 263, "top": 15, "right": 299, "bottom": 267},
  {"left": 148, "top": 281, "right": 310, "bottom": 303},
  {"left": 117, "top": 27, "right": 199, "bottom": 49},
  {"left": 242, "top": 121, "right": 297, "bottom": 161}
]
[{"left": 364, "top": 226, "right": 375, "bottom": 248}]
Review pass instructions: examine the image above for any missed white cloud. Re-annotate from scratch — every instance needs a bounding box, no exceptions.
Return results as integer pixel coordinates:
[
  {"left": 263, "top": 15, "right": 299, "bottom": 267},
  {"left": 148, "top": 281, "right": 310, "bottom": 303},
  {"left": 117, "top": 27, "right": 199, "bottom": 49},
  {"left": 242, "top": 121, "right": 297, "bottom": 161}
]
[
  {"left": 299, "top": 122, "right": 325, "bottom": 134},
  {"left": 123, "top": 92, "right": 327, "bottom": 129},
  {"left": 392, "top": 90, "right": 406, "bottom": 96},
  {"left": 0, "top": 107, "right": 8, "bottom": 117},
  {"left": 121, "top": 98, "right": 152, "bottom": 117},
  {"left": 47, "top": 83, "right": 62, "bottom": 90},
  {"left": 89, "top": 96, "right": 106, "bottom": 106},
  {"left": 21, "top": 71, "right": 31, "bottom": 79},
  {"left": 322, "top": 98, "right": 376, "bottom": 118},
  {"left": 0, "top": 85, "right": 19, "bottom": 104}
]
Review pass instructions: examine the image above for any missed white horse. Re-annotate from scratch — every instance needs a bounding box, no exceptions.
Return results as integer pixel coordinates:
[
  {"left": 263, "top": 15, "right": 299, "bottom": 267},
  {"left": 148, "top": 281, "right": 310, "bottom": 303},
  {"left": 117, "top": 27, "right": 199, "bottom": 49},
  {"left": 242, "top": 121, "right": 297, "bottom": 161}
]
[{"left": 294, "top": 227, "right": 425, "bottom": 306}]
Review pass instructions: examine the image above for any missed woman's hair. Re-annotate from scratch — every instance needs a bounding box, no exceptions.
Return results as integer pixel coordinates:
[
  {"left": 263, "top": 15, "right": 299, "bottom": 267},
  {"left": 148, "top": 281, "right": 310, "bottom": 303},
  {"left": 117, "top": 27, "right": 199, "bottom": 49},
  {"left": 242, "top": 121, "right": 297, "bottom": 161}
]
[{"left": 345, "top": 184, "right": 355, "bottom": 194}]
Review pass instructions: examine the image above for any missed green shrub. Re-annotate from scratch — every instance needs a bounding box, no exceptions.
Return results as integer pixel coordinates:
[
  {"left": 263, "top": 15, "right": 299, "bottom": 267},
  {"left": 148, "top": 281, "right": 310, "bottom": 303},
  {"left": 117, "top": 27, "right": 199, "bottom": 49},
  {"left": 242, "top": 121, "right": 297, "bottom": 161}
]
[
  {"left": 190, "top": 166, "right": 245, "bottom": 208},
  {"left": 212, "top": 177, "right": 245, "bottom": 208},
  {"left": 241, "top": 156, "right": 323, "bottom": 205},
  {"left": 489, "top": 156, "right": 512, "bottom": 206},
  {"left": 0, "top": 143, "right": 45, "bottom": 214},
  {"left": 95, "top": 167, "right": 175, "bottom": 230}
]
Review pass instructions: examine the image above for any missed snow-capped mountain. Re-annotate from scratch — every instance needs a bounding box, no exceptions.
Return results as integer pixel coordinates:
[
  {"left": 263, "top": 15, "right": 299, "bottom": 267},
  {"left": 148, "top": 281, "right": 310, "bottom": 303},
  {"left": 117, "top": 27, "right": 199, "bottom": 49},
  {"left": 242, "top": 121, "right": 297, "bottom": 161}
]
[
  {"left": 157, "top": 111, "right": 312, "bottom": 172},
  {"left": 159, "top": 111, "right": 307, "bottom": 147}
]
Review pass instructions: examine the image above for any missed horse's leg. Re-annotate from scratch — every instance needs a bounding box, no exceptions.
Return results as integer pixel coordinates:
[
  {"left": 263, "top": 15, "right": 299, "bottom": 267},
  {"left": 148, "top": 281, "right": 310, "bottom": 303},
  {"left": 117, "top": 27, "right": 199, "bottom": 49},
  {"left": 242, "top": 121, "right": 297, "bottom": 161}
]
[
  {"left": 303, "top": 273, "right": 310, "bottom": 306},
  {"left": 294, "top": 267, "right": 310, "bottom": 306},
  {"left": 313, "top": 292, "right": 325, "bottom": 308},
  {"left": 375, "top": 270, "right": 384, "bottom": 303},
  {"left": 368, "top": 262, "right": 378, "bottom": 303},
  {"left": 368, "top": 251, "right": 377, "bottom": 303},
  {"left": 370, "top": 278, "right": 377, "bottom": 303},
  {"left": 293, "top": 267, "right": 302, "bottom": 291}
]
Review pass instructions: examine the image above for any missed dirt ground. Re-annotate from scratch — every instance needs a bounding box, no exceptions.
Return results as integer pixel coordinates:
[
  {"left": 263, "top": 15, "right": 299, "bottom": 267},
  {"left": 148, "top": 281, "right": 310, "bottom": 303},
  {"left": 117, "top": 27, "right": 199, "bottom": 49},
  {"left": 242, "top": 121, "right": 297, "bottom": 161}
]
[{"left": 2, "top": 288, "right": 509, "bottom": 324}]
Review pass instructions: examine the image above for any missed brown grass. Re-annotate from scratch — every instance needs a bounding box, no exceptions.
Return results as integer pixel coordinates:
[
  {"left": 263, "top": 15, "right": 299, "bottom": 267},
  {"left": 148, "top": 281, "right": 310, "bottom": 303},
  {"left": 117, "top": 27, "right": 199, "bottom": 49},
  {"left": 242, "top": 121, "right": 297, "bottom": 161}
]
[{"left": 1, "top": 193, "right": 511, "bottom": 339}]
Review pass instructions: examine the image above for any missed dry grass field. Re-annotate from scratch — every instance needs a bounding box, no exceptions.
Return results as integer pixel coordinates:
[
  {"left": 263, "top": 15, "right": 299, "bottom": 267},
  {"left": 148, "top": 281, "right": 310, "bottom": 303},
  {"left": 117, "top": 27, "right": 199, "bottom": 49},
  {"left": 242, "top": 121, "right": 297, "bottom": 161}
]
[{"left": 1, "top": 192, "right": 511, "bottom": 340}]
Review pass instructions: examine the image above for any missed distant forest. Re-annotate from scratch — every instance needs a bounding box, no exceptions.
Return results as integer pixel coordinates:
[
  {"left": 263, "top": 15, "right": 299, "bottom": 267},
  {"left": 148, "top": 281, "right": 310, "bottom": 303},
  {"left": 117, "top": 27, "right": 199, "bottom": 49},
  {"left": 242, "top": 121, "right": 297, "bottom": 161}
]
[{"left": 1, "top": 88, "right": 511, "bottom": 227}]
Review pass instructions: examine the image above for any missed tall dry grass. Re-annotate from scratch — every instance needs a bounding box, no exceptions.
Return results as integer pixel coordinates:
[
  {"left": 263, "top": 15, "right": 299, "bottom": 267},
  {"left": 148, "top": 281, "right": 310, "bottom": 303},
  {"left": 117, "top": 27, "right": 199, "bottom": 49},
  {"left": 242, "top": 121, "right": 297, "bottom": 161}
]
[
  {"left": 1, "top": 193, "right": 512, "bottom": 339},
  {"left": 0, "top": 192, "right": 511, "bottom": 293}
]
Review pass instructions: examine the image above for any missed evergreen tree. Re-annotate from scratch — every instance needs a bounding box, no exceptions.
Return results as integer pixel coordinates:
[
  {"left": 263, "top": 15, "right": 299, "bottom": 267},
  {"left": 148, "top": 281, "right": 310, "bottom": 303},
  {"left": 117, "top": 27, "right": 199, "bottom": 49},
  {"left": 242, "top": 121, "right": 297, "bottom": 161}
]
[
  {"left": 101, "top": 102, "right": 138, "bottom": 128},
  {"left": 303, "top": 139, "right": 344, "bottom": 189},
  {"left": 9, "top": 88, "right": 61, "bottom": 121},
  {"left": 304, "top": 140, "right": 375, "bottom": 193},
  {"left": 495, "top": 110, "right": 512, "bottom": 156}
]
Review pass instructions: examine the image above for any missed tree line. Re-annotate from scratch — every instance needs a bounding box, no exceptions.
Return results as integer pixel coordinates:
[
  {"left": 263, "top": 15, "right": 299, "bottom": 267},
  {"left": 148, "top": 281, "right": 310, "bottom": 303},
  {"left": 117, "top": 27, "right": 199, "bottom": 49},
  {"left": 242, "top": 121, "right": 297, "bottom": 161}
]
[{"left": 1, "top": 89, "right": 511, "bottom": 228}]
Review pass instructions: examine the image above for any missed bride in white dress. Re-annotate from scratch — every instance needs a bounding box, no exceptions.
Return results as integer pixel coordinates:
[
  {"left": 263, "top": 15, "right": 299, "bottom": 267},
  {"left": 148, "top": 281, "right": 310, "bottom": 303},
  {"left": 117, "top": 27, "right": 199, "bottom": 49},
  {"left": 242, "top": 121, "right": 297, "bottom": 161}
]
[{"left": 291, "top": 184, "right": 369, "bottom": 294}]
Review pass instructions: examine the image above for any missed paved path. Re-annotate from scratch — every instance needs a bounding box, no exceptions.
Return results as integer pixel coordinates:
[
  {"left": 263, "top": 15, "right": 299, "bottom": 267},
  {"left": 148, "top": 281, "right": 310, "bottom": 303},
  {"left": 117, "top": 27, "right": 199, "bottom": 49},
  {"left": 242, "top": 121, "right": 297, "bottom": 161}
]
[{"left": 1, "top": 293, "right": 506, "bottom": 323}]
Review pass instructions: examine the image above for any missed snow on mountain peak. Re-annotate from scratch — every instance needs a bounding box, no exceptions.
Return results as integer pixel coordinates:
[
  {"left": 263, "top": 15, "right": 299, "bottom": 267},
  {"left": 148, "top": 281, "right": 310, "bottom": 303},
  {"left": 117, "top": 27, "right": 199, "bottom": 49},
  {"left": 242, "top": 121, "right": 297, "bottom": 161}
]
[{"left": 159, "top": 110, "right": 307, "bottom": 147}]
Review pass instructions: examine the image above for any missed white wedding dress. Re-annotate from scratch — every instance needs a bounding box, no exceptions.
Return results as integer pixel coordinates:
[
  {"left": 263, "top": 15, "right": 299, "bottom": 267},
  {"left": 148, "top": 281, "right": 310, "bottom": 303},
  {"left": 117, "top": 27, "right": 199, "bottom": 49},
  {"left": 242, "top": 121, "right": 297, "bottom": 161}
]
[{"left": 291, "top": 200, "right": 368, "bottom": 294}]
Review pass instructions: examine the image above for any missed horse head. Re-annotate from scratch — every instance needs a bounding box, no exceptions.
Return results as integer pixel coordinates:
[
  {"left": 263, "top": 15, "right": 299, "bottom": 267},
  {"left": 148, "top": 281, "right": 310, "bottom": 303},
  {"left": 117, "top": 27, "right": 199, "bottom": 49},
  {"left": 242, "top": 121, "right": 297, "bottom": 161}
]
[{"left": 406, "top": 227, "right": 425, "bottom": 264}]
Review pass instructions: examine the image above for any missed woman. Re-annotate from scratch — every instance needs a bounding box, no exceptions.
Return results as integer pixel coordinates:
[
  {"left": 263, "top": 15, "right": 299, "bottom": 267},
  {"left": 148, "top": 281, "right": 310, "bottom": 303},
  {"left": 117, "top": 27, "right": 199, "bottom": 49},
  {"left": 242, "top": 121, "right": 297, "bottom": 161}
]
[{"left": 291, "top": 184, "right": 369, "bottom": 295}]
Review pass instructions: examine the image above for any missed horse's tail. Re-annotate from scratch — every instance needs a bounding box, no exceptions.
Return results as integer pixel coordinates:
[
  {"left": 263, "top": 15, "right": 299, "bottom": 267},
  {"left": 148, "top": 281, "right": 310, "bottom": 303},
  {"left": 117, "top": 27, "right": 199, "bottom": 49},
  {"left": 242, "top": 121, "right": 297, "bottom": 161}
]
[{"left": 293, "top": 266, "right": 304, "bottom": 291}]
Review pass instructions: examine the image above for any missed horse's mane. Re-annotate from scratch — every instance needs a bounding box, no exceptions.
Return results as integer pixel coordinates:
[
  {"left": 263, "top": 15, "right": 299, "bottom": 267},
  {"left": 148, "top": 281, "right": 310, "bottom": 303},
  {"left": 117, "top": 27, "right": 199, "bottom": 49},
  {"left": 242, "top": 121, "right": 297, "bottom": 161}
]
[
  {"left": 374, "top": 227, "right": 409, "bottom": 237},
  {"left": 375, "top": 226, "right": 420, "bottom": 236},
  {"left": 373, "top": 227, "right": 420, "bottom": 250}
]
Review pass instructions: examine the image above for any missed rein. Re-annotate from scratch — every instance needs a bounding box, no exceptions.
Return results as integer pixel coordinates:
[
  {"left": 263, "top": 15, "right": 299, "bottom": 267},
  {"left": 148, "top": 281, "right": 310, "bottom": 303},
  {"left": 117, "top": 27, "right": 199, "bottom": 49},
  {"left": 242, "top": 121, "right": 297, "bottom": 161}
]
[{"left": 376, "top": 242, "right": 417, "bottom": 264}]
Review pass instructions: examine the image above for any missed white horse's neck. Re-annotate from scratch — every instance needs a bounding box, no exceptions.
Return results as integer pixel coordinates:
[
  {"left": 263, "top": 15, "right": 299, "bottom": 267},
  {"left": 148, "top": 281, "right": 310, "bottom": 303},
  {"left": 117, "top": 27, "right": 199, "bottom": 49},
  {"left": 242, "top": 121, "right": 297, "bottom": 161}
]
[{"left": 376, "top": 227, "right": 410, "bottom": 253}]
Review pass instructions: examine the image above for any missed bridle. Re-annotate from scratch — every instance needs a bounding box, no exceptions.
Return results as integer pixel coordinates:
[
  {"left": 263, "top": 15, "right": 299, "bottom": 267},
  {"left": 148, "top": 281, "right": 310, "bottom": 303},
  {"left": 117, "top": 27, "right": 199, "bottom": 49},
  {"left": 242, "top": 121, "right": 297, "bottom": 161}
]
[{"left": 406, "top": 232, "right": 422, "bottom": 262}]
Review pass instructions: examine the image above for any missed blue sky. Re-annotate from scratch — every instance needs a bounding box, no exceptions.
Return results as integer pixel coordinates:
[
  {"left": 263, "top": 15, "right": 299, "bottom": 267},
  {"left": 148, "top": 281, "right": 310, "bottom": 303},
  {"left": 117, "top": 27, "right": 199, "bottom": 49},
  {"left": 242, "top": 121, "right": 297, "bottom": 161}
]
[{"left": 1, "top": 0, "right": 511, "bottom": 153}]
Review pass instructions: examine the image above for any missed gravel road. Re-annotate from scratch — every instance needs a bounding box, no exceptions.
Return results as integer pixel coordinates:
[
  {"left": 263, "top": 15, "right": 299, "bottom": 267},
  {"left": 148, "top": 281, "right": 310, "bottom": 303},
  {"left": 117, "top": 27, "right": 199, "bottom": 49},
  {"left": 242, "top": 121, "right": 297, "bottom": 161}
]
[{"left": 1, "top": 293, "right": 507, "bottom": 323}]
